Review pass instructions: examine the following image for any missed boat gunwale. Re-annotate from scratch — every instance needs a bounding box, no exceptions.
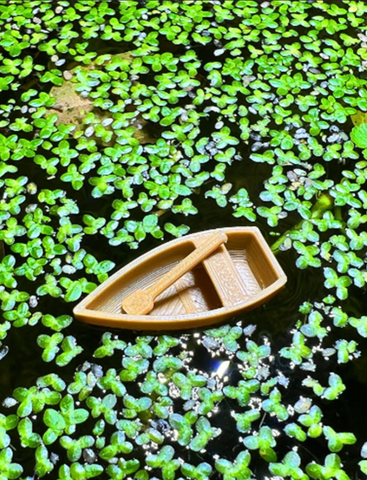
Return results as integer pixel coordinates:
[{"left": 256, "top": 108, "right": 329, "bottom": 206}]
[{"left": 73, "top": 227, "right": 287, "bottom": 330}]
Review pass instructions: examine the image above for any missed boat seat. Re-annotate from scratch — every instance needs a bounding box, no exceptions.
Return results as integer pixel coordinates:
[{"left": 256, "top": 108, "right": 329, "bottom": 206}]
[{"left": 193, "top": 239, "right": 248, "bottom": 308}]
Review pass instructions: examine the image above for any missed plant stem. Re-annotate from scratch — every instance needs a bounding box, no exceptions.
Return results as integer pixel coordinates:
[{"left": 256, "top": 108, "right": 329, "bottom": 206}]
[{"left": 271, "top": 193, "right": 334, "bottom": 255}]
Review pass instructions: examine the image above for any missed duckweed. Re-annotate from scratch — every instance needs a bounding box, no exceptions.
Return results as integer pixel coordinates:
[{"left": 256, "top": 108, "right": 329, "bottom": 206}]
[{"left": 1, "top": 1, "right": 367, "bottom": 479}]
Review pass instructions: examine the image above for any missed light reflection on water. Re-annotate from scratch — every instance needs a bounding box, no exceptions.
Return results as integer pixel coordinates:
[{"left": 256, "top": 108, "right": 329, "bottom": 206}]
[{"left": 215, "top": 360, "right": 230, "bottom": 379}]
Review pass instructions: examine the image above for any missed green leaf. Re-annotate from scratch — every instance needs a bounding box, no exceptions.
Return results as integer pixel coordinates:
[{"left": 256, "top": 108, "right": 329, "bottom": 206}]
[
  {"left": 70, "top": 409, "right": 89, "bottom": 425},
  {"left": 244, "top": 435, "right": 259, "bottom": 450},
  {"left": 65, "top": 282, "right": 82, "bottom": 303},
  {"left": 360, "top": 461, "right": 367, "bottom": 475},
  {"left": 43, "top": 409, "right": 65, "bottom": 431},
  {"left": 351, "top": 123, "right": 367, "bottom": 148}
]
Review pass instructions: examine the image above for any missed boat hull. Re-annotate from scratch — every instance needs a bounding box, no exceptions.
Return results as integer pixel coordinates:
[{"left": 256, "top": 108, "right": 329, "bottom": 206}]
[{"left": 73, "top": 227, "right": 287, "bottom": 331}]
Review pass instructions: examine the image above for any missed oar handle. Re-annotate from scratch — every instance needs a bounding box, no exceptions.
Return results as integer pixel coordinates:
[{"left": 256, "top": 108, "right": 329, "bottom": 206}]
[{"left": 146, "top": 231, "right": 227, "bottom": 300}]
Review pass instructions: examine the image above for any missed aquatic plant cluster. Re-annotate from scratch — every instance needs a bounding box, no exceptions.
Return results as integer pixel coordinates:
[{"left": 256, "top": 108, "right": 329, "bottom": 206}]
[{"left": 1, "top": 0, "right": 367, "bottom": 478}]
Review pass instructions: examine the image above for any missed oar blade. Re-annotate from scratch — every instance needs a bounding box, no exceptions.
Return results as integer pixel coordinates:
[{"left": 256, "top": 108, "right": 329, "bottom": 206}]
[{"left": 122, "top": 290, "right": 154, "bottom": 315}]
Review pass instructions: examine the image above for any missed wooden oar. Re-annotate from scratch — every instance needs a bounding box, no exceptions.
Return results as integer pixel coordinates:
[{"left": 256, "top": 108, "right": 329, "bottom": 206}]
[{"left": 121, "top": 231, "right": 228, "bottom": 315}]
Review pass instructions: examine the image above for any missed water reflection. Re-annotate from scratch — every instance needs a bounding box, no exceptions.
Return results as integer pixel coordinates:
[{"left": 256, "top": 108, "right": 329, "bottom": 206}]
[{"left": 214, "top": 360, "right": 231, "bottom": 379}]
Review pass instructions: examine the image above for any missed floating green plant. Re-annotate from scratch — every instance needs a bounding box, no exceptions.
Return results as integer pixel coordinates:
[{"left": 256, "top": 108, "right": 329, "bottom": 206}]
[{"left": 1, "top": 0, "right": 367, "bottom": 479}]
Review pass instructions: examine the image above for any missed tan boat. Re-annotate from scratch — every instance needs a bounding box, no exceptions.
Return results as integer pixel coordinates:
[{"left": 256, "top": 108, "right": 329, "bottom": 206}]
[{"left": 73, "top": 227, "right": 287, "bottom": 331}]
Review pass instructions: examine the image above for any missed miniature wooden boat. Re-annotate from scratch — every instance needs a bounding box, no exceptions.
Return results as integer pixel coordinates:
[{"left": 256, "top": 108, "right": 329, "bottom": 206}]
[{"left": 73, "top": 227, "right": 287, "bottom": 331}]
